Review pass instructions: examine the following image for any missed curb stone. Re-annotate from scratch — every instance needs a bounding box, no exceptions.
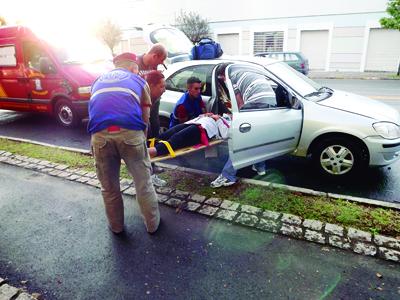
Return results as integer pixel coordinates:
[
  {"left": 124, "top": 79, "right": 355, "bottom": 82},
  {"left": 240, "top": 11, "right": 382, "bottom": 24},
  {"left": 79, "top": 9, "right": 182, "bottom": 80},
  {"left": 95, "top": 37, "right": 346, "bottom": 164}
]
[
  {"left": 0, "top": 277, "right": 37, "bottom": 300},
  {"left": 1, "top": 151, "right": 400, "bottom": 265},
  {"left": 2, "top": 137, "right": 398, "bottom": 210}
]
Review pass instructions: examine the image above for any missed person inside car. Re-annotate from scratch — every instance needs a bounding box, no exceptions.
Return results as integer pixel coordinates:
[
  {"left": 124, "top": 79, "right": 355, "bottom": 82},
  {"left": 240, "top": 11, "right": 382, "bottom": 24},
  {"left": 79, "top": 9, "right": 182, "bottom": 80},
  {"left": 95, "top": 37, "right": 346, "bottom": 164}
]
[{"left": 169, "top": 76, "right": 206, "bottom": 128}]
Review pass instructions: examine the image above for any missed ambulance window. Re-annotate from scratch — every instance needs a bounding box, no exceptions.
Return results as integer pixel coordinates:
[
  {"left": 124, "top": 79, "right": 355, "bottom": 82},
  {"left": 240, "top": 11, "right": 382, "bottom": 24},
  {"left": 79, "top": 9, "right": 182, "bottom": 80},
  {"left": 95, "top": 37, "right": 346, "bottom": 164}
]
[
  {"left": 0, "top": 45, "right": 17, "bottom": 67},
  {"left": 23, "top": 42, "right": 56, "bottom": 73}
]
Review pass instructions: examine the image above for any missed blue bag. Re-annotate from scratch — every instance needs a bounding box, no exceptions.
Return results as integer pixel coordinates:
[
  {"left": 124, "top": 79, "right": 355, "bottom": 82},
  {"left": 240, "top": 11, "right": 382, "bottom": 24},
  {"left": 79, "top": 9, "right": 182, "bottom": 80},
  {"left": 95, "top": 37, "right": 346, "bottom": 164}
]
[{"left": 191, "top": 38, "right": 223, "bottom": 60}]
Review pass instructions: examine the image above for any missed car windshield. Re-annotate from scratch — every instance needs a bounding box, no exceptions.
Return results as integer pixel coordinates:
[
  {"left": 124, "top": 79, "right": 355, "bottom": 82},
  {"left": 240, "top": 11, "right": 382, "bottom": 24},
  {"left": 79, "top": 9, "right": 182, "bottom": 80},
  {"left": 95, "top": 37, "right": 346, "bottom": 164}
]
[
  {"left": 150, "top": 28, "right": 193, "bottom": 57},
  {"left": 52, "top": 40, "right": 112, "bottom": 64},
  {"left": 267, "top": 62, "right": 326, "bottom": 99}
]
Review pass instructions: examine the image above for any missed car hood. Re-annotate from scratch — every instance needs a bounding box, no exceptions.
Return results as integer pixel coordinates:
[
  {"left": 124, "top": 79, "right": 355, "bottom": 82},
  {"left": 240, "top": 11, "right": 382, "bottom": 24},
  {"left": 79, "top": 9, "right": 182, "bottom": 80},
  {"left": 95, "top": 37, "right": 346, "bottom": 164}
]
[
  {"left": 318, "top": 90, "right": 400, "bottom": 123},
  {"left": 62, "top": 62, "right": 112, "bottom": 86}
]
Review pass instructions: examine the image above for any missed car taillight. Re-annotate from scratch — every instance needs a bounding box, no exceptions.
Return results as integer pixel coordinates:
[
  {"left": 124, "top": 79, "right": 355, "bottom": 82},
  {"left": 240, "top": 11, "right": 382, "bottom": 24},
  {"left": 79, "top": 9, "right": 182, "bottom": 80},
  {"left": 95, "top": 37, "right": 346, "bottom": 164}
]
[{"left": 301, "top": 63, "right": 305, "bottom": 69}]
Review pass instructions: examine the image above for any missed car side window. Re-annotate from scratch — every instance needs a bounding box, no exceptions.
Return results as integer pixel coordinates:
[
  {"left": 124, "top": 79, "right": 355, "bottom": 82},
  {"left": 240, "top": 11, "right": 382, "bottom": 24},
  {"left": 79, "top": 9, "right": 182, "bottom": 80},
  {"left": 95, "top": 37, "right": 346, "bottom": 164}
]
[
  {"left": 22, "top": 42, "right": 56, "bottom": 73},
  {"left": 285, "top": 53, "right": 298, "bottom": 62},
  {"left": 269, "top": 53, "right": 284, "bottom": 61},
  {"left": 165, "top": 65, "right": 214, "bottom": 96},
  {"left": 0, "top": 45, "right": 17, "bottom": 67},
  {"left": 230, "top": 70, "right": 278, "bottom": 111}
]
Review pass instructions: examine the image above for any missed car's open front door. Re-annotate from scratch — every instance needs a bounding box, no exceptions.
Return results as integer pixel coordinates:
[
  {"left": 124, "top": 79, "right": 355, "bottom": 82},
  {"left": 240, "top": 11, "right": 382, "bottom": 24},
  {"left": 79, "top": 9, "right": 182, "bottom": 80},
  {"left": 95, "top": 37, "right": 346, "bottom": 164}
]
[{"left": 225, "top": 63, "right": 303, "bottom": 169}]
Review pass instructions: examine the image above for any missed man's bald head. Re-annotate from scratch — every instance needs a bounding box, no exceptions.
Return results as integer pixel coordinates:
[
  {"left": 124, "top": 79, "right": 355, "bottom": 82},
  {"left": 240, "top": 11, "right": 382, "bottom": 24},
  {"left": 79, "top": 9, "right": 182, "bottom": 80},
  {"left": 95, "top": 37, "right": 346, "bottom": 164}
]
[{"left": 144, "top": 43, "right": 167, "bottom": 69}]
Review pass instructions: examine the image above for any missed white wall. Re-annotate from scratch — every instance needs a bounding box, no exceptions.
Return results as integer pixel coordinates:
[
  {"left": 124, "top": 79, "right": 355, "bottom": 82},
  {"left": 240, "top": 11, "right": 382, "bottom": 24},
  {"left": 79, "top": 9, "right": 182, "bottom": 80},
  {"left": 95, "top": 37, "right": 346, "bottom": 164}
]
[{"left": 144, "top": 0, "right": 387, "bottom": 24}]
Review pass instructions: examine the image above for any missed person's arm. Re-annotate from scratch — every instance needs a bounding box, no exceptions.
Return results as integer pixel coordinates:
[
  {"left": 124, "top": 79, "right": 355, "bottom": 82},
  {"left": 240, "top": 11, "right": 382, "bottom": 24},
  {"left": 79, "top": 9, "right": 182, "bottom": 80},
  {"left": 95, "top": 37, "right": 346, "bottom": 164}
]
[
  {"left": 200, "top": 100, "right": 206, "bottom": 114},
  {"left": 176, "top": 105, "right": 189, "bottom": 124},
  {"left": 140, "top": 83, "right": 152, "bottom": 136},
  {"left": 148, "top": 99, "right": 161, "bottom": 138}
]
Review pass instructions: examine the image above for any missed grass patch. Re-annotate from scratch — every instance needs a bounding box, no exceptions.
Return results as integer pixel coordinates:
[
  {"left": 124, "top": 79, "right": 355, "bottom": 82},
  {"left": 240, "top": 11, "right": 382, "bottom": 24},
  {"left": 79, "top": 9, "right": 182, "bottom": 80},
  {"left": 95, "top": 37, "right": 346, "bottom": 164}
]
[
  {"left": 2, "top": 138, "right": 400, "bottom": 237},
  {"left": 0, "top": 138, "right": 94, "bottom": 171},
  {"left": 388, "top": 74, "right": 400, "bottom": 80},
  {"left": 161, "top": 169, "right": 400, "bottom": 236}
]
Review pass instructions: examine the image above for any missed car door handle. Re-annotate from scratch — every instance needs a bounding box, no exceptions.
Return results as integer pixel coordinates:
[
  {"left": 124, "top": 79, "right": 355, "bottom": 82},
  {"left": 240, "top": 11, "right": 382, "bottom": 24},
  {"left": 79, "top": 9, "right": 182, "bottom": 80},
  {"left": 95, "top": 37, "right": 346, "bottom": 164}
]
[{"left": 239, "top": 123, "right": 251, "bottom": 133}]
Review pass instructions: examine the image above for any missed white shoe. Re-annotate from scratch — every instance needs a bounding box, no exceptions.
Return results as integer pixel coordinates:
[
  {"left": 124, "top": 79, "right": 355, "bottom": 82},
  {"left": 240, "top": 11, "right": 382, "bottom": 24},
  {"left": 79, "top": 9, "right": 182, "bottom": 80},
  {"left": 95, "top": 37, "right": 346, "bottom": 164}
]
[
  {"left": 210, "top": 174, "right": 236, "bottom": 188},
  {"left": 252, "top": 164, "right": 266, "bottom": 176},
  {"left": 151, "top": 174, "right": 167, "bottom": 187}
]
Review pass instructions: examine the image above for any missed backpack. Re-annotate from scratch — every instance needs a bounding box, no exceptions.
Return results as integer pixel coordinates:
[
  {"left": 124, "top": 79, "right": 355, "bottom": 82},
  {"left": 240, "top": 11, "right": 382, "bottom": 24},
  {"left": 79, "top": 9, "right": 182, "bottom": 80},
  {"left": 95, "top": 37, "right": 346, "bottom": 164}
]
[{"left": 191, "top": 38, "right": 223, "bottom": 60}]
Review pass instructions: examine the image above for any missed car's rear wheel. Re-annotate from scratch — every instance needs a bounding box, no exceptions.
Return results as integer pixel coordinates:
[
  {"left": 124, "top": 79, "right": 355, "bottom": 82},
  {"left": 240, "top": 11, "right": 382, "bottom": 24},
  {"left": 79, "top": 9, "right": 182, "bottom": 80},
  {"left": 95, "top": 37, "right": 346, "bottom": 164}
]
[
  {"left": 54, "top": 99, "right": 80, "bottom": 128},
  {"left": 312, "top": 137, "right": 368, "bottom": 178}
]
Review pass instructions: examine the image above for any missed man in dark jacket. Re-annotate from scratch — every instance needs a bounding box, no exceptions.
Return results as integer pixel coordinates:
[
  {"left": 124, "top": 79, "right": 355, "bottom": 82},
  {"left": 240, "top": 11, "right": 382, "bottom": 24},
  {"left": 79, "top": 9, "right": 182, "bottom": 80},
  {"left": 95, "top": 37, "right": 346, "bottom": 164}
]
[{"left": 169, "top": 76, "right": 206, "bottom": 128}]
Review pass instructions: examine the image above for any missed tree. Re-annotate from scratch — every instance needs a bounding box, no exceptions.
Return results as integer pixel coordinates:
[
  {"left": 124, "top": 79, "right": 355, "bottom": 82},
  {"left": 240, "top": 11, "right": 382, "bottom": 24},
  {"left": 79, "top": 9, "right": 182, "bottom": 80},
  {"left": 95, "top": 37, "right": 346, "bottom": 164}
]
[
  {"left": 96, "top": 19, "right": 122, "bottom": 57},
  {"left": 380, "top": 0, "right": 400, "bottom": 75},
  {"left": 175, "top": 11, "right": 212, "bottom": 43},
  {"left": 0, "top": 16, "right": 7, "bottom": 26}
]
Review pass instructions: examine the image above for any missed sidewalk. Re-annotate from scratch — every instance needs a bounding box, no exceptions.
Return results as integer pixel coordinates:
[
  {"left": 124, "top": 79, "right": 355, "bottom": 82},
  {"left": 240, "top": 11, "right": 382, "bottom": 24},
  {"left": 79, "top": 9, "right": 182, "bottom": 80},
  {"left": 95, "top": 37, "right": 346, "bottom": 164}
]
[
  {"left": 1, "top": 162, "right": 400, "bottom": 299},
  {"left": 309, "top": 71, "right": 400, "bottom": 80}
]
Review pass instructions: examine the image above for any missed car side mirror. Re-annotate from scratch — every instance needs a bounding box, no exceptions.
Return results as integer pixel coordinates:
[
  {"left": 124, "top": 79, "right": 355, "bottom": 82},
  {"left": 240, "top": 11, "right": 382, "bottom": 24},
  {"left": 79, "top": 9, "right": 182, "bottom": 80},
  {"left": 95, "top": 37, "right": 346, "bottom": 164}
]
[
  {"left": 39, "top": 57, "right": 56, "bottom": 74},
  {"left": 288, "top": 94, "right": 301, "bottom": 109}
]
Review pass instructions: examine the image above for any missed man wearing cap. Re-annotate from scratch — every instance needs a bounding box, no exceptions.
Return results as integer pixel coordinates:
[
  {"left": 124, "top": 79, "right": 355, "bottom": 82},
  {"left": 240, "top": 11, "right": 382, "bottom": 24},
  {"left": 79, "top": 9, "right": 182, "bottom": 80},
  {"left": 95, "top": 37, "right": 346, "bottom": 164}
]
[
  {"left": 88, "top": 52, "right": 160, "bottom": 234},
  {"left": 138, "top": 44, "right": 168, "bottom": 187}
]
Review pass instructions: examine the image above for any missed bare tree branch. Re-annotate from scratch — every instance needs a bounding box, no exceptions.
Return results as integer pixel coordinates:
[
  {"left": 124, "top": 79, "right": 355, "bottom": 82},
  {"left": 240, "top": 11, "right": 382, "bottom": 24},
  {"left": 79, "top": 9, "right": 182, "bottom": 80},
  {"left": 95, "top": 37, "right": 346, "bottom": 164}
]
[
  {"left": 96, "top": 19, "right": 122, "bottom": 57},
  {"left": 175, "top": 11, "right": 212, "bottom": 43},
  {"left": 0, "top": 16, "right": 7, "bottom": 26}
]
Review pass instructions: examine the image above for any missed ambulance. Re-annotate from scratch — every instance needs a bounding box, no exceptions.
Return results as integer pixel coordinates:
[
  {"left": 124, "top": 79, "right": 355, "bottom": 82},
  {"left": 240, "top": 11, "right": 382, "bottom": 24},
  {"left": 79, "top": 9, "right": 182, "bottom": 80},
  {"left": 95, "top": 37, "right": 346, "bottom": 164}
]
[{"left": 0, "top": 26, "right": 110, "bottom": 127}]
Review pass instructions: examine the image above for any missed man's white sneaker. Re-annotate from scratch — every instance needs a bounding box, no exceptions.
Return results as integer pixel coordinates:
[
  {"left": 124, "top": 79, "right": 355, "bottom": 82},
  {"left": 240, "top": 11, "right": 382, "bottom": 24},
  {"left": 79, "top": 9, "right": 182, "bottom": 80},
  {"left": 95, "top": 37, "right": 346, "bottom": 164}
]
[
  {"left": 210, "top": 174, "right": 236, "bottom": 188},
  {"left": 252, "top": 164, "right": 266, "bottom": 176},
  {"left": 151, "top": 174, "right": 167, "bottom": 187}
]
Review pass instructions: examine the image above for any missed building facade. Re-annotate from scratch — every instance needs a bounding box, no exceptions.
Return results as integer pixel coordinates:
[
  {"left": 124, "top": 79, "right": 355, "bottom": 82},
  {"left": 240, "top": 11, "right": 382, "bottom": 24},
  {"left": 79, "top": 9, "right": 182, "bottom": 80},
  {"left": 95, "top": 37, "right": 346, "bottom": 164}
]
[{"left": 119, "top": 0, "right": 400, "bottom": 72}]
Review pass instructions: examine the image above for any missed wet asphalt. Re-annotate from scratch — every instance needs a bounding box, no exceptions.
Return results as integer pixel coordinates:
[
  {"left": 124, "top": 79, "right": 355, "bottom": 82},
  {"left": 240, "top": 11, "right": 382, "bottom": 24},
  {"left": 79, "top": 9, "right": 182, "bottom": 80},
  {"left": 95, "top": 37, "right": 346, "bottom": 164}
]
[{"left": 1, "top": 163, "right": 400, "bottom": 299}]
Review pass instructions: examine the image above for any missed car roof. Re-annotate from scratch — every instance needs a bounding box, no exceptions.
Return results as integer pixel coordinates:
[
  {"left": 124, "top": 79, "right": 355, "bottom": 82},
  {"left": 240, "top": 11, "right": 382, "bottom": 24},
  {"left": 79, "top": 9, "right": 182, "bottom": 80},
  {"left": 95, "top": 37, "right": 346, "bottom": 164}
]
[
  {"left": 256, "top": 51, "right": 302, "bottom": 55},
  {"left": 163, "top": 55, "right": 277, "bottom": 77}
]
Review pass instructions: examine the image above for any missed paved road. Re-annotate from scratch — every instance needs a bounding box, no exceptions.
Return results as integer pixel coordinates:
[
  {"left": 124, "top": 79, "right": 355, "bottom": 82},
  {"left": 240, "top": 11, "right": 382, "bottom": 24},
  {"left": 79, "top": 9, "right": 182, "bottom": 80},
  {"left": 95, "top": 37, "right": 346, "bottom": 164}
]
[
  {"left": 0, "top": 79, "right": 399, "bottom": 202},
  {"left": 1, "top": 164, "right": 399, "bottom": 300}
]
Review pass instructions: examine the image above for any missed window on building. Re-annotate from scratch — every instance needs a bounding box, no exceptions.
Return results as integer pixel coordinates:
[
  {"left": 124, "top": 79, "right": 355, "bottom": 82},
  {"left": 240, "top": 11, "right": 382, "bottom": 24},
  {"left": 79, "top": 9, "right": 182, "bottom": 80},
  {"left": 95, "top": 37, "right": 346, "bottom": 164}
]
[{"left": 253, "top": 31, "right": 284, "bottom": 54}]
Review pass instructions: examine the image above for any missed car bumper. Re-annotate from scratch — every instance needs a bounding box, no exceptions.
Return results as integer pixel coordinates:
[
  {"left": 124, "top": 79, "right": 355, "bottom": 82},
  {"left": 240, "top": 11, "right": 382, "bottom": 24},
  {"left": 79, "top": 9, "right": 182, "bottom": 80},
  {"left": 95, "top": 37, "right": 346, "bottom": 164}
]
[{"left": 364, "top": 136, "right": 400, "bottom": 167}]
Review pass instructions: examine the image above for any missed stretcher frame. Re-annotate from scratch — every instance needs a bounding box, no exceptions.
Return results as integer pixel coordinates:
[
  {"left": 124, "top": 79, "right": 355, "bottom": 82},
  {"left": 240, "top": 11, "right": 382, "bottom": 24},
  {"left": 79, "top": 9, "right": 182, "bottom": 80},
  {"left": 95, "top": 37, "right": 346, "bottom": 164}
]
[{"left": 150, "top": 139, "right": 224, "bottom": 163}]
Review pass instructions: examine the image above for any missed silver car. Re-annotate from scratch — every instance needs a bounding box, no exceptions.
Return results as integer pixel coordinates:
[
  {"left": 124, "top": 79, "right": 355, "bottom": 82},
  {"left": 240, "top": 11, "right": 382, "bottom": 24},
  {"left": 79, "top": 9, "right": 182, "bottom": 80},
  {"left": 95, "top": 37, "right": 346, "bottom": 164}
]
[{"left": 158, "top": 58, "right": 400, "bottom": 178}]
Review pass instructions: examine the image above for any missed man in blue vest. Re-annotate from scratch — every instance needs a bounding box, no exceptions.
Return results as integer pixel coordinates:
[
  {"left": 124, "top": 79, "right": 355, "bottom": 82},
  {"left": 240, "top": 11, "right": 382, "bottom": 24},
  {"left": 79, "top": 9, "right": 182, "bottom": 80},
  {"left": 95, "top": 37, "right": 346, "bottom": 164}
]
[
  {"left": 169, "top": 76, "right": 206, "bottom": 128},
  {"left": 88, "top": 52, "right": 160, "bottom": 235}
]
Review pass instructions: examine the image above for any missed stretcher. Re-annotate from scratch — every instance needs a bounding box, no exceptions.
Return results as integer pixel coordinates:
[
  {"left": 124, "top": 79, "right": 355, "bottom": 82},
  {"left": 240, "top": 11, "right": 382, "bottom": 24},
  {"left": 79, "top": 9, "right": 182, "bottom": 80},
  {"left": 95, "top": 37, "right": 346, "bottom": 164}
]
[{"left": 149, "top": 139, "right": 224, "bottom": 163}]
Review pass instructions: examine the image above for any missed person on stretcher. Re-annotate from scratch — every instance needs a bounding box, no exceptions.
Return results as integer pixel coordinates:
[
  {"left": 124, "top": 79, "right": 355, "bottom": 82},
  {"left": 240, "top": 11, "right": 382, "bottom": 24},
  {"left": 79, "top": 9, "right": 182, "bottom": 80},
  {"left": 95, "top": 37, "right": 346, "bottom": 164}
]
[{"left": 147, "top": 113, "right": 230, "bottom": 158}]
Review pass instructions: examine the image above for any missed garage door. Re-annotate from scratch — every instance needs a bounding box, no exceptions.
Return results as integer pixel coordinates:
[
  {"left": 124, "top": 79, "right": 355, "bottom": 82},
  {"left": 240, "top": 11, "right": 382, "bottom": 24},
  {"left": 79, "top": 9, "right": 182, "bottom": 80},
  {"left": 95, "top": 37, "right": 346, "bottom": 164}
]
[
  {"left": 365, "top": 28, "right": 400, "bottom": 72},
  {"left": 300, "top": 30, "right": 329, "bottom": 70},
  {"left": 217, "top": 33, "right": 239, "bottom": 55}
]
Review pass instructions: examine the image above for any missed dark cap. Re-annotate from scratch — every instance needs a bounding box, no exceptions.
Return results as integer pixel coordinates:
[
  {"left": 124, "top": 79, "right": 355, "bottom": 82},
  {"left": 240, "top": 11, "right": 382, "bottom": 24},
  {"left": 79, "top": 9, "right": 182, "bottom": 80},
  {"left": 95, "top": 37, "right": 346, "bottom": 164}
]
[{"left": 113, "top": 52, "right": 137, "bottom": 64}]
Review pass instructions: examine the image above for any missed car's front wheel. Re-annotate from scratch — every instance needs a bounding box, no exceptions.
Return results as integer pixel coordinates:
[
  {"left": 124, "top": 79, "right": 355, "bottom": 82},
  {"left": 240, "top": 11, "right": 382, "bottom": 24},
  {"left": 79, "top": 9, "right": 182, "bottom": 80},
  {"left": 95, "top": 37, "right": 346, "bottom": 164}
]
[
  {"left": 312, "top": 137, "right": 368, "bottom": 178},
  {"left": 54, "top": 99, "right": 80, "bottom": 128}
]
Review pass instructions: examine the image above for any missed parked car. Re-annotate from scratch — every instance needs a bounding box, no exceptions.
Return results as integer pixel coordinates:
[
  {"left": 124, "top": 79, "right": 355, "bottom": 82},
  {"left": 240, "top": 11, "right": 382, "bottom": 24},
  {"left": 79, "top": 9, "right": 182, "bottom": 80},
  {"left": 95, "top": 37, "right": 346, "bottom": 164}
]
[
  {"left": 255, "top": 51, "right": 309, "bottom": 75},
  {"left": 159, "top": 58, "right": 400, "bottom": 178}
]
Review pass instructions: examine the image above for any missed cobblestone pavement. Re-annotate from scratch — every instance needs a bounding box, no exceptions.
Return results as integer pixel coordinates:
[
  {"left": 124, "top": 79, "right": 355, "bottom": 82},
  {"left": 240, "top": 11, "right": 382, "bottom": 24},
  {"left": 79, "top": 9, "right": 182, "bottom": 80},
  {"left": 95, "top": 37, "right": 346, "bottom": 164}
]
[{"left": 1, "top": 151, "right": 400, "bottom": 299}]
